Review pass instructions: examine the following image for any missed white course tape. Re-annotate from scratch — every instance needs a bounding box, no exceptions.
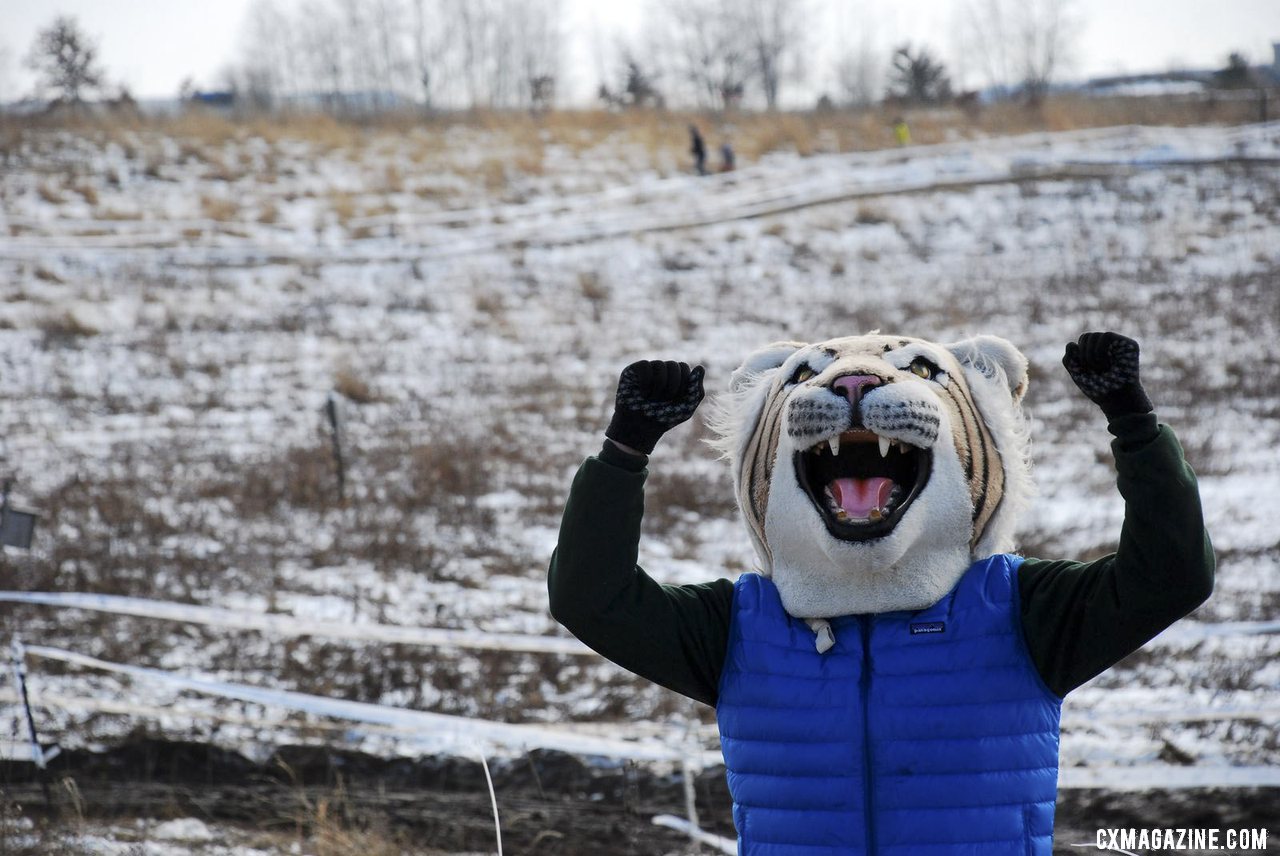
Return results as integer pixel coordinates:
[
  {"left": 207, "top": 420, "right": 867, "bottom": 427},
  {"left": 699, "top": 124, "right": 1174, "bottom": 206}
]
[
  {"left": 1152, "top": 619, "right": 1280, "bottom": 642},
  {"left": 5, "top": 591, "right": 1276, "bottom": 656},
  {"left": 652, "top": 815, "right": 737, "bottom": 853},
  {"left": 10, "top": 657, "right": 1276, "bottom": 789},
  {"left": 0, "top": 687, "right": 401, "bottom": 737},
  {"left": 0, "top": 685, "right": 711, "bottom": 747},
  {"left": 0, "top": 591, "right": 594, "bottom": 656},
  {"left": 1063, "top": 705, "right": 1280, "bottom": 727},
  {"left": 1059, "top": 765, "right": 1280, "bottom": 790},
  {"left": 22, "top": 644, "right": 705, "bottom": 765}
]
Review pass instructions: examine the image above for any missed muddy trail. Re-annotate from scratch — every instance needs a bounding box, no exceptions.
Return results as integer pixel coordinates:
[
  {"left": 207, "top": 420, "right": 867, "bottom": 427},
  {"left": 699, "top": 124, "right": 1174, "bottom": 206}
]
[{"left": 2, "top": 738, "right": 1276, "bottom": 854}]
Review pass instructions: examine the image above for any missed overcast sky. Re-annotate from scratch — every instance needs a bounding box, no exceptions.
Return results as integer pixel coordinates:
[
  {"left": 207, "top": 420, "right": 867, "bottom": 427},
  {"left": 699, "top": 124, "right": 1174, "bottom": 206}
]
[{"left": 2, "top": 0, "right": 1278, "bottom": 103}]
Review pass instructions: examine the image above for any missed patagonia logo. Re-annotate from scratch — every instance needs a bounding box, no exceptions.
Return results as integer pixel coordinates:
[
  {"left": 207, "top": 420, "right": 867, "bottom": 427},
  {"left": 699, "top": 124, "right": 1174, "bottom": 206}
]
[{"left": 910, "top": 621, "right": 946, "bottom": 635}]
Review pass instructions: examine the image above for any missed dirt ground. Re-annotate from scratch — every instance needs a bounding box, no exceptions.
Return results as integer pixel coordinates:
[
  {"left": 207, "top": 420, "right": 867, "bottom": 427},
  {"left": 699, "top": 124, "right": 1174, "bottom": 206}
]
[{"left": 2, "top": 738, "right": 1276, "bottom": 854}]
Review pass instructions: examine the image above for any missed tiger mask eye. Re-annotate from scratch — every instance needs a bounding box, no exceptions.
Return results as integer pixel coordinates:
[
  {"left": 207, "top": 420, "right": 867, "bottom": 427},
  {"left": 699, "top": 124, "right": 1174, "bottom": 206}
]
[{"left": 908, "top": 359, "right": 935, "bottom": 380}]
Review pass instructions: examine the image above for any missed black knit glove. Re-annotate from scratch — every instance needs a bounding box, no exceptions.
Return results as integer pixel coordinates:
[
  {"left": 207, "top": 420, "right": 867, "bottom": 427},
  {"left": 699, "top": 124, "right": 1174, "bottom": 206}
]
[
  {"left": 605, "top": 360, "right": 705, "bottom": 455},
  {"left": 1062, "top": 332, "right": 1153, "bottom": 419}
]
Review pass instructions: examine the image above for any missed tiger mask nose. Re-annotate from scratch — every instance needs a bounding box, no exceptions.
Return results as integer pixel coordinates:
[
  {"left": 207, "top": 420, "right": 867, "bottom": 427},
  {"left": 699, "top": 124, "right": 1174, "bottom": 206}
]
[
  {"left": 831, "top": 374, "right": 882, "bottom": 406},
  {"left": 831, "top": 374, "right": 883, "bottom": 430}
]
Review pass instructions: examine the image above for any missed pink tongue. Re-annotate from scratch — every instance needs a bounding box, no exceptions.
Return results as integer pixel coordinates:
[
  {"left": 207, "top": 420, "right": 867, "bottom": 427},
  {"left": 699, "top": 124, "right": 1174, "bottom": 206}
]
[{"left": 831, "top": 477, "right": 894, "bottom": 518}]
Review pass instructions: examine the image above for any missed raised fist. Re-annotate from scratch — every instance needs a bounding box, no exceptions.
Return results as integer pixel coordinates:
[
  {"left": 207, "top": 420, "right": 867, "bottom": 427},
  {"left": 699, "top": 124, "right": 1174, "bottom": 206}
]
[
  {"left": 1062, "top": 332, "right": 1153, "bottom": 419},
  {"left": 605, "top": 360, "right": 706, "bottom": 455}
]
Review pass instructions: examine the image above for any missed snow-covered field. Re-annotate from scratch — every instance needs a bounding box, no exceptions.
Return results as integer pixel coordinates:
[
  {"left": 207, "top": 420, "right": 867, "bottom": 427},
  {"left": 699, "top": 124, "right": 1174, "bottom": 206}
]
[{"left": 1, "top": 119, "right": 1279, "bottom": 846}]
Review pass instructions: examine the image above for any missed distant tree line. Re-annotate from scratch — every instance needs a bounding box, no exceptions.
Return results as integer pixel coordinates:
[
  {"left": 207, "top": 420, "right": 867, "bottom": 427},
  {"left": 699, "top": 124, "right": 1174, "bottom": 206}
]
[
  {"left": 227, "top": 0, "right": 564, "bottom": 112},
  {"left": 219, "top": 0, "right": 1084, "bottom": 112},
  {"left": 12, "top": 2, "right": 1278, "bottom": 116}
]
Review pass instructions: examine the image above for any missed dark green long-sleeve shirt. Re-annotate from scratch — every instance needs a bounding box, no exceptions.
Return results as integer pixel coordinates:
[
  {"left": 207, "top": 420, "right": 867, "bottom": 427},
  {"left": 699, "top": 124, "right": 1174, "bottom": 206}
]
[{"left": 548, "top": 413, "right": 1214, "bottom": 704}]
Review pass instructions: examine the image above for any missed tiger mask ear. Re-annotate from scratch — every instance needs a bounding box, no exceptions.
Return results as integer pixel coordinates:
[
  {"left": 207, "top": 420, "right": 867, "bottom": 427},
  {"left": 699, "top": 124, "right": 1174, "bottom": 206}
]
[
  {"left": 945, "top": 335, "right": 1029, "bottom": 404},
  {"left": 707, "top": 340, "right": 806, "bottom": 465},
  {"left": 728, "top": 341, "right": 808, "bottom": 392}
]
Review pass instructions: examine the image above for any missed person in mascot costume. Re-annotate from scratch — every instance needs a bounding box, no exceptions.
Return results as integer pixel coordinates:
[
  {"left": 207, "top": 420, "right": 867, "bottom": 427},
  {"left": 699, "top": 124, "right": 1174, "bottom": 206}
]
[{"left": 549, "top": 331, "right": 1213, "bottom": 855}]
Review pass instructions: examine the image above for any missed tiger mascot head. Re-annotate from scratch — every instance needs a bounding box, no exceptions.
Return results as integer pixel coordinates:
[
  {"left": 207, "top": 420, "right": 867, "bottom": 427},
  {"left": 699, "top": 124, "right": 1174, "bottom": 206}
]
[{"left": 709, "top": 333, "right": 1033, "bottom": 619}]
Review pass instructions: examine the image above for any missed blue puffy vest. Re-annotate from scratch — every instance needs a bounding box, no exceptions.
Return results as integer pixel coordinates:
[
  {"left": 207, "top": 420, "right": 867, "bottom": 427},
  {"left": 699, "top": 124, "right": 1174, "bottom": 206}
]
[{"left": 717, "top": 554, "right": 1061, "bottom": 855}]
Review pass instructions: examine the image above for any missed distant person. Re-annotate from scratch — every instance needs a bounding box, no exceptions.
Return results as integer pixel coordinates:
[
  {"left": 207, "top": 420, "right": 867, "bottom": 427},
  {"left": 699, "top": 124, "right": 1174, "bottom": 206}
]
[
  {"left": 893, "top": 116, "right": 912, "bottom": 147},
  {"left": 720, "top": 141, "right": 736, "bottom": 173},
  {"left": 689, "top": 125, "right": 708, "bottom": 176}
]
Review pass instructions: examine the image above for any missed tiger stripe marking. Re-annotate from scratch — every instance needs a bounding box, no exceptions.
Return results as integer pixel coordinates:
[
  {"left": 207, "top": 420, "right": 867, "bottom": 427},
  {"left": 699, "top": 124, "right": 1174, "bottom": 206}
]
[
  {"left": 972, "top": 417, "right": 1005, "bottom": 546},
  {"left": 941, "top": 380, "right": 978, "bottom": 483},
  {"left": 739, "top": 375, "right": 789, "bottom": 566},
  {"left": 939, "top": 369, "right": 1006, "bottom": 547}
]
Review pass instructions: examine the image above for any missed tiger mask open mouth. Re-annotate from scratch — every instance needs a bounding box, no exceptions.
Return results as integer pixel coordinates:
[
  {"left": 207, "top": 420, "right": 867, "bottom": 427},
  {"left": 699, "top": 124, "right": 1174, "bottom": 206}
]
[
  {"left": 795, "top": 429, "right": 932, "bottom": 541},
  {"left": 708, "top": 333, "right": 1033, "bottom": 618}
]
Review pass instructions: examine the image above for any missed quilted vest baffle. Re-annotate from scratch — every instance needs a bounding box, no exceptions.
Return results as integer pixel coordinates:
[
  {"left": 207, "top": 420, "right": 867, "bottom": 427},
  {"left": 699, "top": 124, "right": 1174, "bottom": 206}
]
[{"left": 717, "top": 554, "right": 1062, "bottom": 855}]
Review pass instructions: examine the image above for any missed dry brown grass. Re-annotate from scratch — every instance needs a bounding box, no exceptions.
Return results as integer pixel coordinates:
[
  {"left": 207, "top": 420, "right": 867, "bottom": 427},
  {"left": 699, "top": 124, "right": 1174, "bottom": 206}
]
[
  {"left": 369, "top": 199, "right": 399, "bottom": 217},
  {"left": 854, "top": 203, "right": 893, "bottom": 225},
  {"left": 375, "top": 96, "right": 1254, "bottom": 176},
  {"left": 200, "top": 194, "right": 240, "bottom": 222},
  {"left": 578, "top": 269, "right": 609, "bottom": 301},
  {"left": 280, "top": 776, "right": 408, "bottom": 856},
  {"left": 39, "top": 308, "right": 100, "bottom": 338},
  {"left": 333, "top": 368, "right": 379, "bottom": 404},
  {"left": 246, "top": 112, "right": 362, "bottom": 152},
  {"left": 6, "top": 93, "right": 1269, "bottom": 188},
  {"left": 257, "top": 199, "right": 280, "bottom": 224},
  {"left": 205, "top": 154, "right": 245, "bottom": 183},
  {"left": 428, "top": 94, "right": 1271, "bottom": 162},
  {"left": 328, "top": 191, "right": 358, "bottom": 224},
  {"left": 95, "top": 207, "right": 143, "bottom": 221},
  {"left": 158, "top": 110, "right": 243, "bottom": 148},
  {"left": 37, "top": 181, "right": 64, "bottom": 204},
  {"left": 379, "top": 163, "right": 404, "bottom": 193},
  {"left": 472, "top": 157, "right": 508, "bottom": 192},
  {"left": 71, "top": 181, "right": 99, "bottom": 205}
]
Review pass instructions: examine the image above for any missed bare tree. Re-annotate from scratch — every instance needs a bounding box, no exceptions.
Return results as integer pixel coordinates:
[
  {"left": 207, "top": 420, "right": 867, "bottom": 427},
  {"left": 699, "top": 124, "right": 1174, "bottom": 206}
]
[
  {"left": 437, "top": 0, "right": 486, "bottom": 106},
  {"left": 432, "top": 0, "right": 562, "bottom": 109},
  {"left": 336, "top": 0, "right": 383, "bottom": 102},
  {"left": 508, "top": 0, "right": 563, "bottom": 109},
  {"left": 1014, "top": 0, "right": 1080, "bottom": 101},
  {"left": 651, "top": 0, "right": 753, "bottom": 110},
  {"left": 363, "top": 0, "right": 413, "bottom": 108},
  {"left": 296, "top": 0, "right": 350, "bottom": 109},
  {"left": 741, "top": 0, "right": 808, "bottom": 110},
  {"left": 956, "top": 0, "right": 1014, "bottom": 95},
  {"left": 957, "top": 0, "right": 1081, "bottom": 100},
  {"left": 0, "top": 43, "right": 14, "bottom": 103},
  {"left": 227, "top": 0, "right": 560, "bottom": 112},
  {"left": 25, "top": 16, "right": 105, "bottom": 106},
  {"left": 834, "top": 28, "right": 882, "bottom": 108},
  {"left": 411, "top": 0, "right": 445, "bottom": 107},
  {"left": 238, "top": 0, "right": 296, "bottom": 109},
  {"left": 438, "top": 0, "right": 493, "bottom": 107}
]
